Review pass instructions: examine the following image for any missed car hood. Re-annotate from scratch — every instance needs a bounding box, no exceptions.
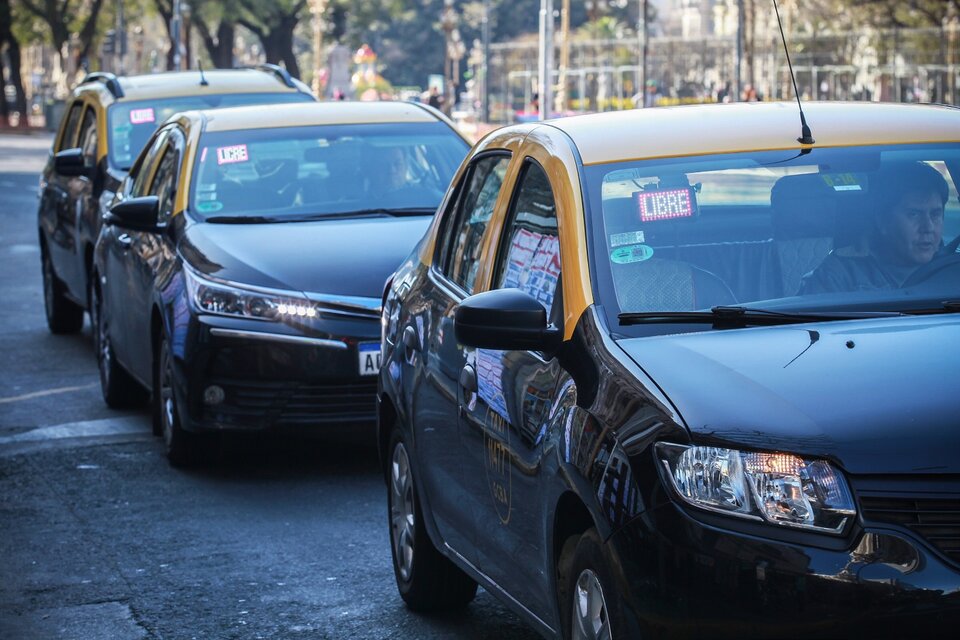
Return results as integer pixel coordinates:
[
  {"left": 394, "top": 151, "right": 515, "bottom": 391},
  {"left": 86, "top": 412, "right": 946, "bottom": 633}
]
[
  {"left": 180, "top": 215, "right": 431, "bottom": 298},
  {"left": 616, "top": 315, "right": 960, "bottom": 474}
]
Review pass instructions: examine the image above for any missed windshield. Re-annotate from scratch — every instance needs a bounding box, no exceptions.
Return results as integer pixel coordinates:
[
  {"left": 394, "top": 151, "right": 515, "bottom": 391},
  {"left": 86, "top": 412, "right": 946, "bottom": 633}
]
[
  {"left": 189, "top": 122, "right": 469, "bottom": 221},
  {"left": 583, "top": 143, "right": 960, "bottom": 336},
  {"left": 107, "top": 93, "right": 312, "bottom": 169}
]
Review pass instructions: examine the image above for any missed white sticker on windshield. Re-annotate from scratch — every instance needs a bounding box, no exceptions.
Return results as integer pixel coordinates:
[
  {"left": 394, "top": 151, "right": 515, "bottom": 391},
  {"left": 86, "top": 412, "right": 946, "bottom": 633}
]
[
  {"left": 610, "top": 230, "right": 645, "bottom": 247},
  {"left": 217, "top": 144, "right": 249, "bottom": 165}
]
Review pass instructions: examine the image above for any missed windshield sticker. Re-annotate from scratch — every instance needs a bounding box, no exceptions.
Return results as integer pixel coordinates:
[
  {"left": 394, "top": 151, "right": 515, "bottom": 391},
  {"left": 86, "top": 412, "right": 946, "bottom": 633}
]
[
  {"left": 129, "top": 108, "right": 156, "bottom": 125},
  {"left": 217, "top": 144, "right": 249, "bottom": 165},
  {"left": 200, "top": 147, "right": 208, "bottom": 163},
  {"left": 610, "top": 230, "right": 645, "bottom": 247},
  {"left": 821, "top": 173, "right": 864, "bottom": 192},
  {"left": 611, "top": 244, "right": 654, "bottom": 264},
  {"left": 196, "top": 201, "right": 224, "bottom": 213}
]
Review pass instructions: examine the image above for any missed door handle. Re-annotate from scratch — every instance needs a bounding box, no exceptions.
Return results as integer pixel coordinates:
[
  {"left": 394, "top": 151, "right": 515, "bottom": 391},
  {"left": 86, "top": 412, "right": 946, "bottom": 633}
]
[
  {"left": 459, "top": 364, "right": 477, "bottom": 394},
  {"left": 117, "top": 233, "right": 133, "bottom": 249},
  {"left": 402, "top": 325, "right": 418, "bottom": 358}
]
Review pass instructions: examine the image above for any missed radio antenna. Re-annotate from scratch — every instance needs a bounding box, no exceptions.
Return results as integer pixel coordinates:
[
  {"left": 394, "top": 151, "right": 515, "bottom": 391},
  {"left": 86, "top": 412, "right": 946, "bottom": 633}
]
[
  {"left": 198, "top": 60, "right": 209, "bottom": 86},
  {"left": 773, "top": 0, "right": 814, "bottom": 146}
]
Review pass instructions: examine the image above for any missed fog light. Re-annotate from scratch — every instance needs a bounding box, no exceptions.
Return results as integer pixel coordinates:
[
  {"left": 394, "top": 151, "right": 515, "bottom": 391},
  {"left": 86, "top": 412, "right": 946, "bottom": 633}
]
[{"left": 203, "top": 385, "right": 225, "bottom": 405}]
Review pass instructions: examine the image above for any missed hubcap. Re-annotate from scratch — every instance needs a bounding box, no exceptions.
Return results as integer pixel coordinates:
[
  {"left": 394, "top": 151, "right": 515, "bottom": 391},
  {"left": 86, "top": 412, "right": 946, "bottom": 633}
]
[
  {"left": 95, "top": 289, "right": 112, "bottom": 390},
  {"left": 389, "top": 442, "right": 415, "bottom": 582},
  {"left": 572, "top": 569, "right": 611, "bottom": 640},
  {"left": 160, "top": 344, "right": 176, "bottom": 447}
]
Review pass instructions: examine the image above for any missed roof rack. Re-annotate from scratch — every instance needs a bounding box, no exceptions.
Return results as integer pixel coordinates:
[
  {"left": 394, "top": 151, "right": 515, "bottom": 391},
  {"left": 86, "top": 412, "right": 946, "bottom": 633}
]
[
  {"left": 254, "top": 63, "right": 296, "bottom": 89},
  {"left": 80, "top": 72, "right": 125, "bottom": 98}
]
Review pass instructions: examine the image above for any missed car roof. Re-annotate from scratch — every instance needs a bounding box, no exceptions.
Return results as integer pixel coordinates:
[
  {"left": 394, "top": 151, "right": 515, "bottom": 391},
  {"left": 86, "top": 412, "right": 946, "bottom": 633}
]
[
  {"left": 77, "top": 69, "right": 306, "bottom": 103},
  {"left": 545, "top": 101, "right": 960, "bottom": 166},
  {"left": 195, "top": 101, "right": 446, "bottom": 133}
]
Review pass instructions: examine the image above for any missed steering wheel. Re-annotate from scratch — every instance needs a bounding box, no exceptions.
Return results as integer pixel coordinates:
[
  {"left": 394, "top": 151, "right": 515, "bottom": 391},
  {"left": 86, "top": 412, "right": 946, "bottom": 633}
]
[{"left": 900, "top": 240, "right": 960, "bottom": 289}]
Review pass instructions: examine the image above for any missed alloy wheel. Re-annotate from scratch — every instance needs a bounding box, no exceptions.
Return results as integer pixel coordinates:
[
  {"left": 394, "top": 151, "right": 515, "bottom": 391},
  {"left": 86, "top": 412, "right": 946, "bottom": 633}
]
[
  {"left": 95, "top": 287, "right": 112, "bottom": 391},
  {"left": 390, "top": 442, "right": 416, "bottom": 582},
  {"left": 572, "top": 569, "right": 611, "bottom": 640},
  {"left": 159, "top": 343, "right": 176, "bottom": 449}
]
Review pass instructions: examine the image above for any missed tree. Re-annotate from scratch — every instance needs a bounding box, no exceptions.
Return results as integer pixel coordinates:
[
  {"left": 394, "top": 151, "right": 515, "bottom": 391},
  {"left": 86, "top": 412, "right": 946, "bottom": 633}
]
[
  {"left": 19, "top": 0, "right": 106, "bottom": 75},
  {"left": 193, "top": 1, "right": 239, "bottom": 69},
  {"left": 237, "top": 0, "right": 308, "bottom": 78},
  {"left": 1, "top": 0, "right": 29, "bottom": 126}
]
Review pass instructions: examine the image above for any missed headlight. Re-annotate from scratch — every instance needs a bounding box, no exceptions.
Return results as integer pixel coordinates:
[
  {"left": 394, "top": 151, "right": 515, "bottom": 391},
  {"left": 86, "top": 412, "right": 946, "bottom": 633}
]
[
  {"left": 656, "top": 443, "right": 855, "bottom": 534},
  {"left": 183, "top": 266, "right": 315, "bottom": 321}
]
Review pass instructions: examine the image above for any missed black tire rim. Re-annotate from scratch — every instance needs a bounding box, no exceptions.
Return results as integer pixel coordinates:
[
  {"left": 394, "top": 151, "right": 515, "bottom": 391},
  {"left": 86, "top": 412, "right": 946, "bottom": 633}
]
[
  {"left": 42, "top": 252, "right": 55, "bottom": 321},
  {"left": 572, "top": 568, "right": 611, "bottom": 640},
  {"left": 159, "top": 342, "right": 176, "bottom": 449},
  {"left": 95, "top": 287, "right": 112, "bottom": 393},
  {"left": 390, "top": 441, "right": 415, "bottom": 582}
]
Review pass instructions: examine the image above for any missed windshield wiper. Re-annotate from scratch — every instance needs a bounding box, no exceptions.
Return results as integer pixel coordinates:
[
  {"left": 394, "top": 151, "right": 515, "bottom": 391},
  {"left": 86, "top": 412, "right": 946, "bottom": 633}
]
[
  {"left": 333, "top": 207, "right": 436, "bottom": 217},
  {"left": 205, "top": 215, "right": 286, "bottom": 224},
  {"left": 618, "top": 305, "right": 904, "bottom": 327},
  {"left": 204, "top": 208, "right": 435, "bottom": 224}
]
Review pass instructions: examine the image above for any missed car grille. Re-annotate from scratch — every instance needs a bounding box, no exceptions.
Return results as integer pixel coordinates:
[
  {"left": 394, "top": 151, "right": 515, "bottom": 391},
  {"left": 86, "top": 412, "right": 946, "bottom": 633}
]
[
  {"left": 859, "top": 495, "right": 960, "bottom": 566},
  {"left": 204, "top": 379, "right": 378, "bottom": 427}
]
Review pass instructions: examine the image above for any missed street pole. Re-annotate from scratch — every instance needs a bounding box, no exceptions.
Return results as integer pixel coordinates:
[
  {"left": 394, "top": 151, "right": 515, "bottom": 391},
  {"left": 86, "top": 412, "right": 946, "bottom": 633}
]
[
  {"left": 311, "top": 0, "right": 326, "bottom": 98},
  {"left": 736, "top": 0, "right": 743, "bottom": 101},
  {"left": 481, "top": 0, "right": 490, "bottom": 123},
  {"left": 558, "top": 0, "right": 570, "bottom": 113},
  {"left": 538, "top": 0, "right": 554, "bottom": 121},
  {"left": 640, "top": 0, "right": 648, "bottom": 107},
  {"left": 171, "top": 0, "right": 183, "bottom": 71},
  {"left": 116, "top": 0, "right": 126, "bottom": 74}
]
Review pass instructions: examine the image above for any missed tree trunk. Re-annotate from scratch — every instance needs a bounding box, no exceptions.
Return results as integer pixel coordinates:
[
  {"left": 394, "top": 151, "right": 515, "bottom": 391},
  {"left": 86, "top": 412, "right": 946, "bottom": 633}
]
[
  {"left": 7, "top": 34, "right": 29, "bottom": 126},
  {"left": 214, "top": 22, "right": 235, "bottom": 68},
  {"left": 0, "top": 57, "right": 8, "bottom": 127}
]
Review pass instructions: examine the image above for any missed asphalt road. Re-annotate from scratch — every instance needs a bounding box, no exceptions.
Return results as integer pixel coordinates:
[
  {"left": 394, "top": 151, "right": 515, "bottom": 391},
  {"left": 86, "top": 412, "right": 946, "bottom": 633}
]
[{"left": 0, "top": 133, "right": 540, "bottom": 640}]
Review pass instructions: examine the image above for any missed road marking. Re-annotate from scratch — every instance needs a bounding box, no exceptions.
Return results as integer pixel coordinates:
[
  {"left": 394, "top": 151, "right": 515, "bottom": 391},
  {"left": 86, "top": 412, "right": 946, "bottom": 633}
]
[
  {"left": 6, "top": 243, "right": 40, "bottom": 254},
  {"left": 0, "top": 383, "right": 97, "bottom": 405},
  {"left": 0, "top": 416, "right": 147, "bottom": 444}
]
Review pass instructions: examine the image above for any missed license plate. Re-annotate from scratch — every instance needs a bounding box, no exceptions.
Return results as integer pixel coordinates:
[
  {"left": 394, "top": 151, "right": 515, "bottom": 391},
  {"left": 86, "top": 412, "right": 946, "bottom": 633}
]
[{"left": 358, "top": 343, "right": 381, "bottom": 376}]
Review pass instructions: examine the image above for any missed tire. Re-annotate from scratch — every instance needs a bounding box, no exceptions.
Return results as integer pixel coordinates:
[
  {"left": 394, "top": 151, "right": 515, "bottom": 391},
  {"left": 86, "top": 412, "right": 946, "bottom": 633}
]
[
  {"left": 562, "top": 528, "right": 628, "bottom": 640},
  {"left": 94, "top": 282, "right": 147, "bottom": 408},
  {"left": 387, "top": 428, "right": 477, "bottom": 611},
  {"left": 155, "top": 331, "right": 197, "bottom": 467},
  {"left": 41, "top": 246, "right": 84, "bottom": 334}
]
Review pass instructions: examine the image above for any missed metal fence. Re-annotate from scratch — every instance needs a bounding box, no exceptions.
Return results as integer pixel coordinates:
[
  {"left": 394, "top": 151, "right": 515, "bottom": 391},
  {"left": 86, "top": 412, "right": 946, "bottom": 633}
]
[{"left": 487, "top": 25, "right": 960, "bottom": 123}]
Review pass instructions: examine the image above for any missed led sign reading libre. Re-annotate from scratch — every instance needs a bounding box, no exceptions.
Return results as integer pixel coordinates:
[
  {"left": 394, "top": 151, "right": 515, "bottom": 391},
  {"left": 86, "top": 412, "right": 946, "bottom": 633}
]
[{"left": 636, "top": 188, "right": 696, "bottom": 222}]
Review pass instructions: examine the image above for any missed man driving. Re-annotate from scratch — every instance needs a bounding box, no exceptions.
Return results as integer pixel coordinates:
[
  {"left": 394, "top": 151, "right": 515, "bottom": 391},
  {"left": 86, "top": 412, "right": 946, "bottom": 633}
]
[{"left": 799, "top": 161, "right": 949, "bottom": 294}]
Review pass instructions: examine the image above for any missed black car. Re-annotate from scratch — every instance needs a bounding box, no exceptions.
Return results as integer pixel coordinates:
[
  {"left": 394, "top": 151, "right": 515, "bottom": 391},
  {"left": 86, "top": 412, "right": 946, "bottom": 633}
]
[
  {"left": 93, "top": 101, "right": 469, "bottom": 465},
  {"left": 377, "top": 102, "right": 960, "bottom": 638}
]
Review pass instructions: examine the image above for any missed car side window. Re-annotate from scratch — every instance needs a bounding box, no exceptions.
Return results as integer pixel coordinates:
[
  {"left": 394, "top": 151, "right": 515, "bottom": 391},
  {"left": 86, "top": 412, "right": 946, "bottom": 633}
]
[
  {"left": 492, "top": 160, "right": 561, "bottom": 317},
  {"left": 440, "top": 154, "right": 510, "bottom": 294},
  {"left": 149, "top": 134, "right": 183, "bottom": 223},
  {"left": 58, "top": 102, "right": 84, "bottom": 151},
  {"left": 131, "top": 129, "right": 171, "bottom": 198},
  {"left": 78, "top": 106, "right": 98, "bottom": 167}
]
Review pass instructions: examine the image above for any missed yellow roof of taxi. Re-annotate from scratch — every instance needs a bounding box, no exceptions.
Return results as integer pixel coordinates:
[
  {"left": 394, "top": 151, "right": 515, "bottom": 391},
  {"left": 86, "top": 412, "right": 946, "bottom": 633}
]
[
  {"left": 110, "top": 69, "right": 303, "bottom": 101},
  {"left": 197, "top": 101, "right": 440, "bottom": 132},
  {"left": 547, "top": 101, "right": 960, "bottom": 166}
]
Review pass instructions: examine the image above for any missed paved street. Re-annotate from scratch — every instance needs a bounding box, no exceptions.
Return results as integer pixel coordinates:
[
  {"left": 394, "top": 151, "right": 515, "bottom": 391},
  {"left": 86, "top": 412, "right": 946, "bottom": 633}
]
[{"left": 0, "top": 133, "right": 539, "bottom": 640}]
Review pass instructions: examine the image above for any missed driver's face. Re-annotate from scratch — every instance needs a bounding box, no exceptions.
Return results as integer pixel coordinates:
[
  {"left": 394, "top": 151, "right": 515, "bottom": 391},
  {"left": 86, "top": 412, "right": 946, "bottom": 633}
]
[{"left": 878, "top": 190, "right": 944, "bottom": 266}]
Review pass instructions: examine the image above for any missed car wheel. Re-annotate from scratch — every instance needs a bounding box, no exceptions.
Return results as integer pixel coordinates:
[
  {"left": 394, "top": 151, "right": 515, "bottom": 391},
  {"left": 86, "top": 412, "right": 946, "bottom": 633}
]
[
  {"left": 155, "top": 332, "right": 196, "bottom": 467},
  {"left": 563, "top": 529, "right": 627, "bottom": 640},
  {"left": 41, "top": 247, "right": 83, "bottom": 334},
  {"left": 387, "top": 428, "right": 477, "bottom": 611},
  {"left": 94, "top": 282, "right": 147, "bottom": 408}
]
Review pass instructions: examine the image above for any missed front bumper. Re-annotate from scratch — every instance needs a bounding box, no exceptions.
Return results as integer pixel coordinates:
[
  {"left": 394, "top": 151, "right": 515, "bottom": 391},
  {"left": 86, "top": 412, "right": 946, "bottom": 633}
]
[
  {"left": 609, "top": 500, "right": 960, "bottom": 638},
  {"left": 172, "top": 313, "right": 381, "bottom": 433}
]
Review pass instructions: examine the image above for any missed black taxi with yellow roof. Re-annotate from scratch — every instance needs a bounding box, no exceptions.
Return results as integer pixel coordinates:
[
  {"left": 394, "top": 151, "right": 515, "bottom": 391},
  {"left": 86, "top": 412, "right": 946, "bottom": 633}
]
[
  {"left": 378, "top": 101, "right": 960, "bottom": 638},
  {"left": 92, "top": 100, "right": 470, "bottom": 466},
  {"left": 38, "top": 67, "right": 314, "bottom": 336}
]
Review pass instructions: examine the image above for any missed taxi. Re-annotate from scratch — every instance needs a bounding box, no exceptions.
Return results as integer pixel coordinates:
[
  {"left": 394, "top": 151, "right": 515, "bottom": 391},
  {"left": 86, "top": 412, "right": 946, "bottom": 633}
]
[
  {"left": 377, "top": 102, "right": 960, "bottom": 638},
  {"left": 38, "top": 67, "right": 314, "bottom": 335},
  {"left": 92, "top": 101, "right": 469, "bottom": 465}
]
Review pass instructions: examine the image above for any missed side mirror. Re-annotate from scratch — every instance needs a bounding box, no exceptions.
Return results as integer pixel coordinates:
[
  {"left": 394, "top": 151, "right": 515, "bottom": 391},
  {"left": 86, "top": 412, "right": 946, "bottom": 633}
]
[
  {"left": 455, "top": 288, "right": 562, "bottom": 352},
  {"left": 105, "top": 196, "right": 162, "bottom": 233},
  {"left": 54, "top": 147, "right": 91, "bottom": 178}
]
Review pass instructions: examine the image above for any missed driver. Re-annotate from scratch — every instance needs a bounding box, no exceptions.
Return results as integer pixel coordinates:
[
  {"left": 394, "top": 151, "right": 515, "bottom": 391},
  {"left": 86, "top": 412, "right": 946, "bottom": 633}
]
[{"left": 799, "top": 161, "right": 948, "bottom": 294}]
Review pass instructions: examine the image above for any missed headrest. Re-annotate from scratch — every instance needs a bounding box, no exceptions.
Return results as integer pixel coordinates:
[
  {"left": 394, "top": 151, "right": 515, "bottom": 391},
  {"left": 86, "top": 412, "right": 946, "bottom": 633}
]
[{"left": 770, "top": 173, "right": 839, "bottom": 240}]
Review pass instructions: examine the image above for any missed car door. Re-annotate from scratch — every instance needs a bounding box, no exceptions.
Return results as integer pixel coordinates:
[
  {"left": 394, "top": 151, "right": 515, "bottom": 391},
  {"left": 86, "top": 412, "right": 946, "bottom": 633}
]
[
  {"left": 62, "top": 104, "right": 100, "bottom": 297},
  {"left": 122, "top": 126, "right": 184, "bottom": 383},
  {"left": 458, "top": 158, "right": 563, "bottom": 621},
  {"left": 42, "top": 100, "right": 84, "bottom": 293},
  {"left": 405, "top": 153, "right": 512, "bottom": 562},
  {"left": 102, "top": 127, "right": 168, "bottom": 378}
]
